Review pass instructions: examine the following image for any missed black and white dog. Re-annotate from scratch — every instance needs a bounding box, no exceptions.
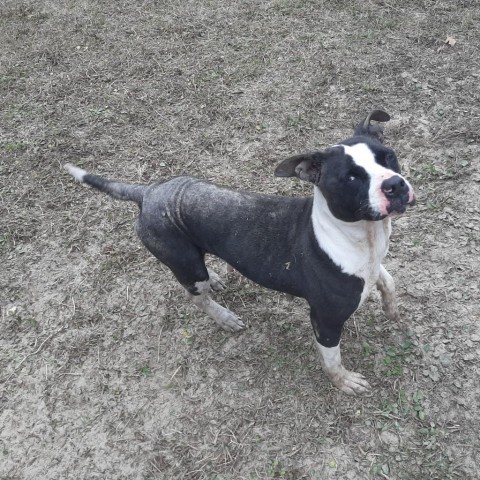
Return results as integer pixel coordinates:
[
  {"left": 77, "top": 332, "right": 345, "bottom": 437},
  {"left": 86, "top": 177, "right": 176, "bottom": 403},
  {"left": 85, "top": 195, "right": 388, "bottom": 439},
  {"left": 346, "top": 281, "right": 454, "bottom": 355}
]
[{"left": 65, "top": 110, "right": 415, "bottom": 395}]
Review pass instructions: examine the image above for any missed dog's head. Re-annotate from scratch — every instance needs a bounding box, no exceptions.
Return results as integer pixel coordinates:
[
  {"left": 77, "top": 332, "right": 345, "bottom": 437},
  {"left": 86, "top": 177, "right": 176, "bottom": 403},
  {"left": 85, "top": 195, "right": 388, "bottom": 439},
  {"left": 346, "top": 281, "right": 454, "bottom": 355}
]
[{"left": 274, "top": 110, "right": 415, "bottom": 222}]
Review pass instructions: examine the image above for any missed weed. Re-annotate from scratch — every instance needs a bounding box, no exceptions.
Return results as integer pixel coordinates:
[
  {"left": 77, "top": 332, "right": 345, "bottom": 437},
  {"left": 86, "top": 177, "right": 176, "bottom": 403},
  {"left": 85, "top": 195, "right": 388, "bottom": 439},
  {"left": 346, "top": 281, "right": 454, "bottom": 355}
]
[
  {"left": 382, "top": 340, "right": 414, "bottom": 377},
  {"left": 268, "top": 458, "right": 286, "bottom": 478},
  {"left": 380, "top": 389, "right": 427, "bottom": 422},
  {"left": 181, "top": 329, "right": 193, "bottom": 343},
  {"left": 412, "top": 390, "right": 426, "bottom": 421},
  {"left": 0, "top": 75, "right": 16, "bottom": 85},
  {"left": 1, "top": 141, "right": 27, "bottom": 152},
  {"left": 139, "top": 366, "right": 152, "bottom": 377},
  {"left": 255, "top": 122, "right": 268, "bottom": 132},
  {"left": 285, "top": 114, "right": 310, "bottom": 131},
  {"left": 382, "top": 398, "right": 400, "bottom": 416},
  {"left": 361, "top": 82, "right": 382, "bottom": 93},
  {"left": 370, "top": 463, "right": 390, "bottom": 476},
  {"left": 380, "top": 389, "right": 409, "bottom": 418},
  {"left": 362, "top": 341, "right": 373, "bottom": 358}
]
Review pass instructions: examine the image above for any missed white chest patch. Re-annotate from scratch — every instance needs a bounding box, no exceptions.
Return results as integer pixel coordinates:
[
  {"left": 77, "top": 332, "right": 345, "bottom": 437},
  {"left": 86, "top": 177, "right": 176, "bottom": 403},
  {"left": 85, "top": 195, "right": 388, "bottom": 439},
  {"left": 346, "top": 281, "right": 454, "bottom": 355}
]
[{"left": 311, "top": 188, "right": 391, "bottom": 307}]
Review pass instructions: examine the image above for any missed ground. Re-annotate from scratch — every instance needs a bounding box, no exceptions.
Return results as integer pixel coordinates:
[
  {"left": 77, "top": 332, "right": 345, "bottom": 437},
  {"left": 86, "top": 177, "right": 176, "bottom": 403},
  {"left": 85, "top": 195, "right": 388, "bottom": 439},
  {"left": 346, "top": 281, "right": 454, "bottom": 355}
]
[{"left": 1, "top": 1, "right": 479, "bottom": 479}]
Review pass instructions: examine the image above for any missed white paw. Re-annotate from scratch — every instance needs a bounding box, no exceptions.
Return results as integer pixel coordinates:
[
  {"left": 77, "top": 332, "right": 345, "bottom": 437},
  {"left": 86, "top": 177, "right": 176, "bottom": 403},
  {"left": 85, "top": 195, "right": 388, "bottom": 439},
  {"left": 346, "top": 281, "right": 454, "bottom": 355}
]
[
  {"left": 383, "top": 302, "right": 401, "bottom": 322},
  {"left": 327, "top": 367, "right": 371, "bottom": 395},
  {"left": 214, "top": 310, "right": 245, "bottom": 332},
  {"left": 207, "top": 269, "right": 226, "bottom": 292}
]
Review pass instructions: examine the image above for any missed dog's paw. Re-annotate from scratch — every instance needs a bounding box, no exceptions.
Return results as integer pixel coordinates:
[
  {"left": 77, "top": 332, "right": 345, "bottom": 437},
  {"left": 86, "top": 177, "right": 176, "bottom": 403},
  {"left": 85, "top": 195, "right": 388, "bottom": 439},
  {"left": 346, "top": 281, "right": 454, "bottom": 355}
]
[
  {"left": 328, "top": 367, "right": 371, "bottom": 395},
  {"left": 382, "top": 303, "right": 401, "bottom": 322},
  {"left": 215, "top": 310, "right": 245, "bottom": 332},
  {"left": 207, "top": 269, "right": 226, "bottom": 292}
]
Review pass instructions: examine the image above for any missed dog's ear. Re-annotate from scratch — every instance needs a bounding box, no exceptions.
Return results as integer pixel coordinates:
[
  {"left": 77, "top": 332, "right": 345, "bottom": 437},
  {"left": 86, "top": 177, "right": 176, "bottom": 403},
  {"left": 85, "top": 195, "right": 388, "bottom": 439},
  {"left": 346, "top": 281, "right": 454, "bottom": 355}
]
[
  {"left": 355, "top": 109, "right": 391, "bottom": 143},
  {"left": 274, "top": 151, "right": 326, "bottom": 183}
]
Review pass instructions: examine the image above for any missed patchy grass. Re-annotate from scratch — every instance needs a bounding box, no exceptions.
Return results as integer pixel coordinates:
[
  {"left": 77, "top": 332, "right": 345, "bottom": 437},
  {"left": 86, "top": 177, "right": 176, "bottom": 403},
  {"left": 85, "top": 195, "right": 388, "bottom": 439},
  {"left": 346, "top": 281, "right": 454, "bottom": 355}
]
[{"left": 1, "top": 0, "right": 479, "bottom": 479}]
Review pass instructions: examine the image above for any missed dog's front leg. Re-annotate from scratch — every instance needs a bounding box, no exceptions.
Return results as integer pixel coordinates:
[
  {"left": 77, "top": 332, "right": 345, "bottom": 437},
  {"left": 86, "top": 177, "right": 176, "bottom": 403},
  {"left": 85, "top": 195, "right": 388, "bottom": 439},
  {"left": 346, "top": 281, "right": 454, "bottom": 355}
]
[
  {"left": 314, "top": 341, "right": 370, "bottom": 395},
  {"left": 310, "top": 309, "right": 370, "bottom": 395},
  {"left": 376, "top": 265, "right": 400, "bottom": 322}
]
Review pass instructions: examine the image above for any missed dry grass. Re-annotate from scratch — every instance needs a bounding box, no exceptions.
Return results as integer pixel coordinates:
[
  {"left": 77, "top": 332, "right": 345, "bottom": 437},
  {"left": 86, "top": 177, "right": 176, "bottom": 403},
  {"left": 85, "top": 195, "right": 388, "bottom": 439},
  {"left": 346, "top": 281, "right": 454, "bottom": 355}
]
[{"left": 1, "top": 0, "right": 479, "bottom": 478}]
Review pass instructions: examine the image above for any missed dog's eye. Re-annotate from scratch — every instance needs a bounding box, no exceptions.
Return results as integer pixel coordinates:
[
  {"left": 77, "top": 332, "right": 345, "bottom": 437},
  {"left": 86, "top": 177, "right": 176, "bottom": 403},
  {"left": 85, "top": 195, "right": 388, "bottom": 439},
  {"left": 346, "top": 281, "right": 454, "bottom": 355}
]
[
  {"left": 345, "top": 167, "right": 367, "bottom": 183},
  {"left": 376, "top": 154, "right": 387, "bottom": 168}
]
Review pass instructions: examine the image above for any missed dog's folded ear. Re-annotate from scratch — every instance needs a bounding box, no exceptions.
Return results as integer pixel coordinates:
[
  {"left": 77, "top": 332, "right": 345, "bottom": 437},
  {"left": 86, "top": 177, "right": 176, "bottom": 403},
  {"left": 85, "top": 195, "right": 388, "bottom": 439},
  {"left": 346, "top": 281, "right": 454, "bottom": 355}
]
[
  {"left": 274, "top": 151, "right": 326, "bottom": 183},
  {"left": 355, "top": 110, "right": 390, "bottom": 143}
]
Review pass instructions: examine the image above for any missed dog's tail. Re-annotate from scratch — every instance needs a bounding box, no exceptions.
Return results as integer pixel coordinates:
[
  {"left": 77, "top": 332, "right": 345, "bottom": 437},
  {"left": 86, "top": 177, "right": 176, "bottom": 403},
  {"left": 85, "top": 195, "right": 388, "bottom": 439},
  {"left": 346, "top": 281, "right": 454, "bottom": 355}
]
[
  {"left": 64, "top": 164, "right": 147, "bottom": 206},
  {"left": 354, "top": 110, "right": 390, "bottom": 143}
]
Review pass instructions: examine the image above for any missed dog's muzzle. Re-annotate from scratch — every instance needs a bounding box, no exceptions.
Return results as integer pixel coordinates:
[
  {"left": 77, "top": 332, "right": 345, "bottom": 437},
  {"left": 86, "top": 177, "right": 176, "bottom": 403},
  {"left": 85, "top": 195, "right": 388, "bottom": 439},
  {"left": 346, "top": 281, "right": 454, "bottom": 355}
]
[{"left": 381, "top": 175, "right": 416, "bottom": 215}]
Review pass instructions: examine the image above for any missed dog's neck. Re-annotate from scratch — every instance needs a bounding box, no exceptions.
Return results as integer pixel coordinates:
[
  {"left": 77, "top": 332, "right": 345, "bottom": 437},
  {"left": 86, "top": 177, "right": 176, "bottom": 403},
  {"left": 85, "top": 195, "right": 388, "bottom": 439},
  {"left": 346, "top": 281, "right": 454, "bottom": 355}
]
[{"left": 311, "top": 187, "right": 391, "bottom": 278}]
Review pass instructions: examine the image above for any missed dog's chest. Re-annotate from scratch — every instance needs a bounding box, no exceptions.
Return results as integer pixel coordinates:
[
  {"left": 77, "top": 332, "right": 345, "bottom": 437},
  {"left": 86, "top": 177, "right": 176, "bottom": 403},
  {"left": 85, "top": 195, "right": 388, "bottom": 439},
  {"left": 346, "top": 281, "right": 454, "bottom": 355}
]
[
  {"left": 312, "top": 193, "right": 391, "bottom": 307},
  {"left": 354, "top": 221, "right": 391, "bottom": 306}
]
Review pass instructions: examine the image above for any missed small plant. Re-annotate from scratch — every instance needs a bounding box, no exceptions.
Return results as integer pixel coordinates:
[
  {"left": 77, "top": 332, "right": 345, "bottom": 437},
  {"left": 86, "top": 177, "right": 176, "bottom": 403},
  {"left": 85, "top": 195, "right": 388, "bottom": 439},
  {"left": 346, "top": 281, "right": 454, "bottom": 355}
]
[
  {"left": 424, "top": 163, "right": 438, "bottom": 174},
  {"left": 382, "top": 398, "right": 400, "bottom": 416},
  {"left": 268, "top": 458, "right": 286, "bottom": 478},
  {"left": 139, "top": 366, "right": 152, "bottom": 377},
  {"left": 1, "top": 141, "right": 27, "bottom": 151},
  {"left": 383, "top": 348, "right": 403, "bottom": 376},
  {"left": 419, "top": 422, "right": 437, "bottom": 437},
  {"left": 362, "top": 341, "right": 373, "bottom": 358},
  {"left": 382, "top": 340, "right": 414, "bottom": 377},
  {"left": 380, "top": 389, "right": 429, "bottom": 424},
  {"left": 0, "top": 75, "right": 16, "bottom": 85},
  {"left": 181, "top": 329, "right": 193, "bottom": 344},
  {"left": 370, "top": 463, "right": 390, "bottom": 476},
  {"left": 412, "top": 390, "right": 426, "bottom": 421},
  {"left": 381, "top": 389, "right": 410, "bottom": 418},
  {"left": 285, "top": 114, "right": 306, "bottom": 130}
]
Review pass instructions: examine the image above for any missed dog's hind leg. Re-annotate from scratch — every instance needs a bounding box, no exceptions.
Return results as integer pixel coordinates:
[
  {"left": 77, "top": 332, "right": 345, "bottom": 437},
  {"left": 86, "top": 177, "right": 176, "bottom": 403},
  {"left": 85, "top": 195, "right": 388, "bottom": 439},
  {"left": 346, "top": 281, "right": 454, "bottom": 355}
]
[
  {"left": 206, "top": 268, "right": 226, "bottom": 292},
  {"left": 165, "top": 261, "right": 244, "bottom": 332},
  {"left": 136, "top": 222, "right": 244, "bottom": 332},
  {"left": 185, "top": 279, "right": 245, "bottom": 332}
]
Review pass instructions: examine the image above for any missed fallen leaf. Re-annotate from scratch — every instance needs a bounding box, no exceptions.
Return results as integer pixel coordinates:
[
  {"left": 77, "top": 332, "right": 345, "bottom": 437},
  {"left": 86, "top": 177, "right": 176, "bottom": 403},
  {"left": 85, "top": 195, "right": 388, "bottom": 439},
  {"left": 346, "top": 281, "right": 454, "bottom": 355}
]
[{"left": 445, "top": 36, "right": 457, "bottom": 46}]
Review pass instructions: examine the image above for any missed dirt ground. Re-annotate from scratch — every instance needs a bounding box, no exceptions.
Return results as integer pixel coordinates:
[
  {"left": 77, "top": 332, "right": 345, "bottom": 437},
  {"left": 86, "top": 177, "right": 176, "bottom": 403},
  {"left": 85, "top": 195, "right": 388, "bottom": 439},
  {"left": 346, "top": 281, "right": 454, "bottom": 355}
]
[{"left": 1, "top": 0, "right": 479, "bottom": 478}]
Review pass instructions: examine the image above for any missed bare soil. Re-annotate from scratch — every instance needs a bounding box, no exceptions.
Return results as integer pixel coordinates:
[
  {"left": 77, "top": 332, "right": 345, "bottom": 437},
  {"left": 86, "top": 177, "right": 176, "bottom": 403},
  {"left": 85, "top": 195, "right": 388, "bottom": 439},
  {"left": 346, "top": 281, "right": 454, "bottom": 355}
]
[{"left": 1, "top": 1, "right": 479, "bottom": 479}]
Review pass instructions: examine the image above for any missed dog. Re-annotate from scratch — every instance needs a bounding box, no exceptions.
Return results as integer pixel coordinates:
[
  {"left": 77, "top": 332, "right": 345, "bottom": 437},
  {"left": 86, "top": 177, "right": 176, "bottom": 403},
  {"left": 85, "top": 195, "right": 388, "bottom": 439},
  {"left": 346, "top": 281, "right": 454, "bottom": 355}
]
[{"left": 65, "top": 110, "right": 415, "bottom": 395}]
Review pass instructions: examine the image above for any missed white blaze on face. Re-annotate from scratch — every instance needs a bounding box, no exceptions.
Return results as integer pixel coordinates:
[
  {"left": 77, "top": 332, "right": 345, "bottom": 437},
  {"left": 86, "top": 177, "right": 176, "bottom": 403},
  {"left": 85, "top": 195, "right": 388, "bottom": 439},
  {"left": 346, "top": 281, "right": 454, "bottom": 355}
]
[{"left": 341, "top": 143, "right": 397, "bottom": 217}]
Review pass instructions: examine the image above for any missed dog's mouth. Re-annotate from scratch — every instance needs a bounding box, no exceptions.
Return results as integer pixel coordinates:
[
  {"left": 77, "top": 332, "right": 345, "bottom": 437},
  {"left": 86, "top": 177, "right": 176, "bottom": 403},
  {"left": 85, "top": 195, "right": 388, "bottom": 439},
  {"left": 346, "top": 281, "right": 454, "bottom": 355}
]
[
  {"left": 387, "top": 191, "right": 416, "bottom": 216},
  {"left": 371, "top": 189, "right": 415, "bottom": 220},
  {"left": 388, "top": 205, "right": 407, "bottom": 218}
]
